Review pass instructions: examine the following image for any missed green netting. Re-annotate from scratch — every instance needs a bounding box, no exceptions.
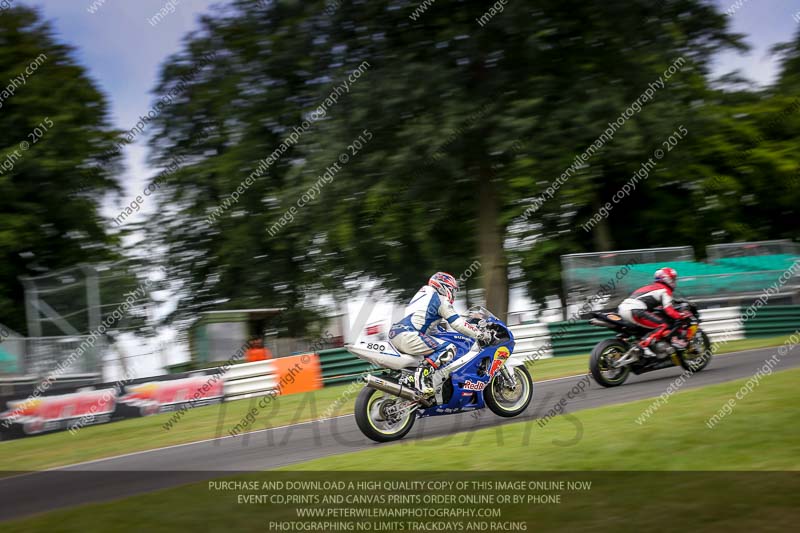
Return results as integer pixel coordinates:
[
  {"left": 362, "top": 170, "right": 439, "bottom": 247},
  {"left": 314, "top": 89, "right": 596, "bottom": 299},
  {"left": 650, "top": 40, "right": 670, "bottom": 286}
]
[
  {"left": 568, "top": 255, "right": 798, "bottom": 300},
  {"left": 0, "top": 347, "right": 19, "bottom": 373},
  {"left": 714, "top": 255, "right": 798, "bottom": 273}
]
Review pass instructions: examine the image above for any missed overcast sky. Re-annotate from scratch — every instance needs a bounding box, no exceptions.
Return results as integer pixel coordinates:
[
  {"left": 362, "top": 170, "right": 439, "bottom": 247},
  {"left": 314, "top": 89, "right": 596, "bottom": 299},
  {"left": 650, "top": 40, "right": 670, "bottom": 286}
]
[{"left": 19, "top": 0, "right": 219, "bottom": 225}]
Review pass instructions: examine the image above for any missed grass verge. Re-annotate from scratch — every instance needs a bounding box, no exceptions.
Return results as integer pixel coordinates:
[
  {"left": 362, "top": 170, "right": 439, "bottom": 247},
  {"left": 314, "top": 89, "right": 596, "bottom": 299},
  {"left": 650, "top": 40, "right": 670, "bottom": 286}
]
[
  {"left": 4, "top": 367, "right": 799, "bottom": 532},
  {"left": 0, "top": 334, "right": 791, "bottom": 472},
  {"left": 284, "top": 368, "right": 800, "bottom": 471}
]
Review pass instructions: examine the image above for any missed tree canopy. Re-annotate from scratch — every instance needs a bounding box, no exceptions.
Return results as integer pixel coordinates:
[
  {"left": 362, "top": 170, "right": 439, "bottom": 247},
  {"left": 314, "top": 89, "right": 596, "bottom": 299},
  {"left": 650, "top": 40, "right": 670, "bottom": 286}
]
[
  {"left": 135, "top": 0, "right": 799, "bottom": 329},
  {"left": 0, "top": 6, "right": 125, "bottom": 333}
]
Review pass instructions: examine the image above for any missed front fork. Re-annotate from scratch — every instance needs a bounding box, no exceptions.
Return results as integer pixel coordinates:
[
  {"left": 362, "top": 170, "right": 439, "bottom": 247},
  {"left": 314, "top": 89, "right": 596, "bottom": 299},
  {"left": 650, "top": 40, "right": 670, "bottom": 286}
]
[{"left": 499, "top": 365, "right": 517, "bottom": 390}]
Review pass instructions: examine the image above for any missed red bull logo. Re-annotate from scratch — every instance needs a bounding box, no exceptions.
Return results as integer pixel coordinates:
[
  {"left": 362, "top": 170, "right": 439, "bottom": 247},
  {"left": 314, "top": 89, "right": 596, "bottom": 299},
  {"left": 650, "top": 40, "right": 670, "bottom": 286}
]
[{"left": 463, "top": 380, "right": 487, "bottom": 391}]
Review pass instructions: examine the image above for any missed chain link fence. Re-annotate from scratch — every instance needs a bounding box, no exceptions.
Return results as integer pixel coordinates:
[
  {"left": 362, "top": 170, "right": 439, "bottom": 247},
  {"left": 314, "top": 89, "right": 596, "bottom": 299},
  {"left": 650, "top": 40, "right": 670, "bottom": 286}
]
[
  {"left": 561, "top": 242, "right": 800, "bottom": 311},
  {"left": 561, "top": 246, "right": 694, "bottom": 309}
]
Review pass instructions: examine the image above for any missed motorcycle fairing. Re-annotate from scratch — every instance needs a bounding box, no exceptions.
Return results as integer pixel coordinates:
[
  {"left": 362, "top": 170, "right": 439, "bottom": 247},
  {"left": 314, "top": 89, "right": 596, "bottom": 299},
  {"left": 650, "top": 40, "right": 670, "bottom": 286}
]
[{"left": 417, "top": 338, "right": 516, "bottom": 418}]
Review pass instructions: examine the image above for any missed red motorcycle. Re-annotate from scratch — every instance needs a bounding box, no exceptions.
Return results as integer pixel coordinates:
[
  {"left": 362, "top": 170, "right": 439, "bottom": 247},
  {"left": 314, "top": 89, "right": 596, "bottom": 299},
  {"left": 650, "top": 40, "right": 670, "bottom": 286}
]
[{"left": 587, "top": 300, "right": 711, "bottom": 387}]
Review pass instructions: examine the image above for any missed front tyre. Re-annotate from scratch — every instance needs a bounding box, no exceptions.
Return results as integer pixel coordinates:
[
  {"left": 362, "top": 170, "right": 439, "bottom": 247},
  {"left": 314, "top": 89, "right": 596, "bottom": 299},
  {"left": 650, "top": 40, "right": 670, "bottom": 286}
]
[
  {"left": 590, "top": 339, "right": 631, "bottom": 387},
  {"left": 485, "top": 365, "right": 533, "bottom": 418},
  {"left": 354, "top": 387, "right": 416, "bottom": 443},
  {"left": 680, "top": 329, "right": 712, "bottom": 373}
]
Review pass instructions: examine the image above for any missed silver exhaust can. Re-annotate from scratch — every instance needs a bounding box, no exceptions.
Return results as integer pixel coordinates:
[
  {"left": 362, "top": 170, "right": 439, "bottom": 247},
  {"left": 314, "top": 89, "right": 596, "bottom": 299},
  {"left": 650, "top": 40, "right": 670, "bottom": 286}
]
[{"left": 363, "top": 374, "right": 423, "bottom": 403}]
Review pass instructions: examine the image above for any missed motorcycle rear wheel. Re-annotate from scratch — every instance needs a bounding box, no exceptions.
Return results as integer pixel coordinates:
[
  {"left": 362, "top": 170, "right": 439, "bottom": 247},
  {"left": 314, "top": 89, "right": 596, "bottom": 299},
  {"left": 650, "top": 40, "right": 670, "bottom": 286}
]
[
  {"left": 354, "top": 387, "right": 416, "bottom": 443},
  {"left": 590, "top": 339, "right": 631, "bottom": 387}
]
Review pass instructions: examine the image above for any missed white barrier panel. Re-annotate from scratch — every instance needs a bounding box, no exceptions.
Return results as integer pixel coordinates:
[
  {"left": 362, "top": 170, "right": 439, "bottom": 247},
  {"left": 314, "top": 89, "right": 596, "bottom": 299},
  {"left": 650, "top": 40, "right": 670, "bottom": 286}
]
[
  {"left": 698, "top": 307, "right": 744, "bottom": 342},
  {"left": 509, "top": 323, "right": 553, "bottom": 360},
  {"left": 223, "top": 360, "right": 279, "bottom": 401},
  {"left": 508, "top": 306, "right": 744, "bottom": 359},
  {"left": 224, "top": 360, "right": 274, "bottom": 380},
  {"left": 224, "top": 375, "right": 279, "bottom": 399}
]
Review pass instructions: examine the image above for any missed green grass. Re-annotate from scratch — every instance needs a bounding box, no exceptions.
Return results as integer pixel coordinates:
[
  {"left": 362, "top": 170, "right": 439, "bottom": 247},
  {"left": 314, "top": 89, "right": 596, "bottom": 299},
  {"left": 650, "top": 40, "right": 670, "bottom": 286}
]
[
  {"left": 4, "top": 367, "right": 799, "bottom": 532},
  {"left": 284, "top": 367, "right": 800, "bottom": 471},
  {"left": 0, "top": 383, "right": 356, "bottom": 472},
  {"left": 0, "top": 334, "right": 791, "bottom": 473}
]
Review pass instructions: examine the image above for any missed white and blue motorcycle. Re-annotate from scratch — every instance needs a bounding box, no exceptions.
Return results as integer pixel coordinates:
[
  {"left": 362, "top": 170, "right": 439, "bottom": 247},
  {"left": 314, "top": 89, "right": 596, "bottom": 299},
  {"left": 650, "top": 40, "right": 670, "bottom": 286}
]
[{"left": 346, "top": 306, "right": 533, "bottom": 442}]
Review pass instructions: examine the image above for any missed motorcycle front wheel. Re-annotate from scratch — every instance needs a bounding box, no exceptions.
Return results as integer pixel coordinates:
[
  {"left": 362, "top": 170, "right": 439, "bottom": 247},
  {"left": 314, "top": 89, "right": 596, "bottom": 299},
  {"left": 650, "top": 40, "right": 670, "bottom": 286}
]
[
  {"left": 354, "top": 387, "right": 416, "bottom": 443},
  {"left": 680, "top": 329, "right": 712, "bottom": 373},
  {"left": 590, "top": 339, "right": 631, "bottom": 387},
  {"left": 484, "top": 364, "right": 533, "bottom": 417}
]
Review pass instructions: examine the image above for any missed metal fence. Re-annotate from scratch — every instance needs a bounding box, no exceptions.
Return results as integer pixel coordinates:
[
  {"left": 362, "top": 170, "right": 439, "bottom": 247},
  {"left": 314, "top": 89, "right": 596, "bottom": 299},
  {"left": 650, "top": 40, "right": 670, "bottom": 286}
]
[
  {"left": 16, "top": 259, "right": 153, "bottom": 378},
  {"left": 706, "top": 239, "right": 799, "bottom": 260},
  {"left": 23, "top": 336, "right": 105, "bottom": 376},
  {"left": 561, "top": 242, "right": 800, "bottom": 311},
  {"left": 20, "top": 260, "right": 150, "bottom": 339},
  {"left": 560, "top": 246, "right": 694, "bottom": 310}
]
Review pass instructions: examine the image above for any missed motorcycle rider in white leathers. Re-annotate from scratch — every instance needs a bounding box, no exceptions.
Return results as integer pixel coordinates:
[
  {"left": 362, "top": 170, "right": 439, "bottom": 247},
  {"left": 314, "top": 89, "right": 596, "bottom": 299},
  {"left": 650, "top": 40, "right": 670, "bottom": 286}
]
[{"left": 389, "top": 272, "right": 491, "bottom": 394}]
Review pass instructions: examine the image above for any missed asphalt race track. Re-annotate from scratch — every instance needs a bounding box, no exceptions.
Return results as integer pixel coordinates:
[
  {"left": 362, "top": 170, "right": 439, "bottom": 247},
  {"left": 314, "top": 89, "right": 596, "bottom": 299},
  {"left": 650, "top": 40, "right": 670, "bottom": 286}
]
[{"left": 1, "top": 346, "right": 796, "bottom": 521}]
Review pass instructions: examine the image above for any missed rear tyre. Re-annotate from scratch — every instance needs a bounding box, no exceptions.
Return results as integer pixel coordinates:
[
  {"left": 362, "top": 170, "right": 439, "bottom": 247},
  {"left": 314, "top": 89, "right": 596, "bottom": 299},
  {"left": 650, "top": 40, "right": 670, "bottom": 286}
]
[
  {"left": 680, "top": 329, "right": 712, "bottom": 373},
  {"left": 354, "top": 387, "right": 416, "bottom": 443},
  {"left": 590, "top": 339, "right": 631, "bottom": 387},
  {"left": 484, "top": 365, "right": 533, "bottom": 417}
]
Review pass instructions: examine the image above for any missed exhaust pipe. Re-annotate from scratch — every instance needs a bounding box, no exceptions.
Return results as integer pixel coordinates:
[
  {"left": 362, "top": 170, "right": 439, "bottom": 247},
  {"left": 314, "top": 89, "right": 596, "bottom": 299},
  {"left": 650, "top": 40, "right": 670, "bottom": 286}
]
[{"left": 363, "top": 374, "right": 424, "bottom": 403}]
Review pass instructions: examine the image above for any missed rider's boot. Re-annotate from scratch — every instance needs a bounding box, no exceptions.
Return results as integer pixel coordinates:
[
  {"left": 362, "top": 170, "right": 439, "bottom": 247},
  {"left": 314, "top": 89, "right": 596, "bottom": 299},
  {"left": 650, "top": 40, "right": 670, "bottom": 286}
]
[
  {"left": 414, "top": 357, "right": 438, "bottom": 396},
  {"left": 414, "top": 346, "right": 455, "bottom": 396},
  {"left": 638, "top": 338, "right": 658, "bottom": 359}
]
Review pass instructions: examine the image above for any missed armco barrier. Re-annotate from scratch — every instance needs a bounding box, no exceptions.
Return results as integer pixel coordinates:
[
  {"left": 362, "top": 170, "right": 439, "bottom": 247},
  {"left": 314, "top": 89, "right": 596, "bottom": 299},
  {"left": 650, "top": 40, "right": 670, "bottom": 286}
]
[
  {"left": 547, "top": 322, "right": 616, "bottom": 357},
  {"left": 222, "top": 360, "right": 278, "bottom": 401},
  {"left": 744, "top": 305, "right": 800, "bottom": 338},
  {"left": 698, "top": 307, "right": 744, "bottom": 343},
  {"left": 509, "top": 323, "right": 552, "bottom": 361},
  {"left": 318, "top": 347, "right": 373, "bottom": 385},
  {"left": 2, "top": 355, "right": 324, "bottom": 439},
  {"left": 222, "top": 354, "right": 322, "bottom": 401},
  {"left": 316, "top": 304, "right": 797, "bottom": 386}
]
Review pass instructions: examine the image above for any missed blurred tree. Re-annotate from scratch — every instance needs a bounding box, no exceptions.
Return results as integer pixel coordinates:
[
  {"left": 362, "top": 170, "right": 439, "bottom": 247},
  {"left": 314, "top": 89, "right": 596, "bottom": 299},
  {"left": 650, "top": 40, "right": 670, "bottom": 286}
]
[
  {"left": 666, "top": 28, "right": 800, "bottom": 257},
  {"left": 145, "top": 1, "right": 327, "bottom": 335},
  {"left": 0, "top": 6, "right": 125, "bottom": 334},
  {"left": 299, "top": 0, "right": 745, "bottom": 317},
  {"left": 147, "top": 0, "right": 780, "bottom": 327},
  {"left": 714, "top": 28, "right": 800, "bottom": 244}
]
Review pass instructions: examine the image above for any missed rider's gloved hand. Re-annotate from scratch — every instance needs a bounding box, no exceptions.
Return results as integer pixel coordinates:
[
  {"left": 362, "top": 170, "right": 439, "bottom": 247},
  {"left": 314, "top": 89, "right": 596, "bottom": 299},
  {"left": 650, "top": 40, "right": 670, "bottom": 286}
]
[
  {"left": 679, "top": 311, "right": 692, "bottom": 320},
  {"left": 477, "top": 329, "right": 493, "bottom": 344}
]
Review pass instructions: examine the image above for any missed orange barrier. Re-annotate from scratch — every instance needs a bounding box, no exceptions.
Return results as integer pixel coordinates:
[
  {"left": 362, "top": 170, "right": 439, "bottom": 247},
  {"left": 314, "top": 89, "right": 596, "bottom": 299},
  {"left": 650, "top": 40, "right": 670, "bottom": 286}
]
[{"left": 272, "top": 353, "right": 322, "bottom": 396}]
